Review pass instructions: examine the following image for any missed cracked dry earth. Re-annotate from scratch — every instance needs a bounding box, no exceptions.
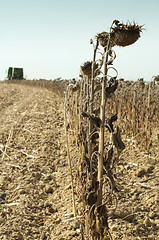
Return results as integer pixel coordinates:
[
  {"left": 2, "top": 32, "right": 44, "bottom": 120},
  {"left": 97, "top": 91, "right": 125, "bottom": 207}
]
[{"left": 0, "top": 82, "right": 159, "bottom": 240}]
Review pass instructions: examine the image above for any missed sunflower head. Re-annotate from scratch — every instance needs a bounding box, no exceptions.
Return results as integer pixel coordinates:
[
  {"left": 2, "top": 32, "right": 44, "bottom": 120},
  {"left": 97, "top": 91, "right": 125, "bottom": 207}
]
[
  {"left": 80, "top": 61, "right": 100, "bottom": 77},
  {"left": 110, "top": 21, "right": 144, "bottom": 47},
  {"left": 96, "top": 32, "right": 109, "bottom": 47}
]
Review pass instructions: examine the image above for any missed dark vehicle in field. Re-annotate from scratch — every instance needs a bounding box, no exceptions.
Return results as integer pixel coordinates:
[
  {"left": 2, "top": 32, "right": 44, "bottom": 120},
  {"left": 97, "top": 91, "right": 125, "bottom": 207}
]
[{"left": 6, "top": 67, "right": 24, "bottom": 80}]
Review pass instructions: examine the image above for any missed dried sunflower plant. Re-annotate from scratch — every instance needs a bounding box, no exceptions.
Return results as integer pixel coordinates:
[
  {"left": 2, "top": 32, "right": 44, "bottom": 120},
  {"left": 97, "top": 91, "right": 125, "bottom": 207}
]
[{"left": 64, "top": 20, "right": 143, "bottom": 239}]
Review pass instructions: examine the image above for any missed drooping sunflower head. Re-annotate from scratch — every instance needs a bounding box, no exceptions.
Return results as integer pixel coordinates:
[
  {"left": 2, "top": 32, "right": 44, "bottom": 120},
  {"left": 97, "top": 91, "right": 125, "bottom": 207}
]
[
  {"left": 110, "top": 20, "right": 144, "bottom": 47},
  {"left": 80, "top": 61, "right": 100, "bottom": 77},
  {"left": 96, "top": 32, "right": 109, "bottom": 47}
]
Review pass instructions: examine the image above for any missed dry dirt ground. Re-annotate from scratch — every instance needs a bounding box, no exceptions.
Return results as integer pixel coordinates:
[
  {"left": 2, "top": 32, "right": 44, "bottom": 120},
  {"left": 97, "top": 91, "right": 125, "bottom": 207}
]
[{"left": 0, "top": 83, "right": 158, "bottom": 240}]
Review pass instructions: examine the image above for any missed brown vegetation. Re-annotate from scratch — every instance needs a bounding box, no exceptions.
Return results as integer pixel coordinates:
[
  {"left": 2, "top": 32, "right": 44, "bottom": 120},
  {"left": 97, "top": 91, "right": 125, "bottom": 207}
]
[{"left": 0, "top": 19, "right": 158, "bottom": 240}]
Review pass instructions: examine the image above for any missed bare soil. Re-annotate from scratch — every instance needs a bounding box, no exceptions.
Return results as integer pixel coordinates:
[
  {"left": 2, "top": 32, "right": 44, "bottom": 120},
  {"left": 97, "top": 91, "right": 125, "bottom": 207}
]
[{"left": 0, "top": 83, "right": 158, "bottom": 240}]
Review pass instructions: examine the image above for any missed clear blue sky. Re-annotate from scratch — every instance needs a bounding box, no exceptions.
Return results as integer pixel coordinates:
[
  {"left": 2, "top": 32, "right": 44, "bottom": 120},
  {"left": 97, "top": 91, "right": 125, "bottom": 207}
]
[{"left": 0, "top": 0, "right": 158, "bottom": 81}]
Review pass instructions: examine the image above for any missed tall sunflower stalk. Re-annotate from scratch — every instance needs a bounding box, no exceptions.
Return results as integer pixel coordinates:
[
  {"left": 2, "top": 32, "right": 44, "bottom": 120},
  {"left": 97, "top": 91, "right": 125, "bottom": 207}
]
[
  {"left": 65, "top": 19, "right": 143, "bottom": 240},
  {"left": 95, "top": 20, "right": 143, "bottom": 237}
]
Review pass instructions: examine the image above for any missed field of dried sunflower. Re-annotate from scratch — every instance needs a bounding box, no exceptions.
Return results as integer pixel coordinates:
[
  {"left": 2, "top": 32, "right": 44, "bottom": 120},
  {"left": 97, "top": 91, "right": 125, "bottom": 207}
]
[
  {"left": 64, "top": 20, "right": 159, "bottom": 239},
  {"left": 0, "top": 19, "right": 159, "bottom": 240}
]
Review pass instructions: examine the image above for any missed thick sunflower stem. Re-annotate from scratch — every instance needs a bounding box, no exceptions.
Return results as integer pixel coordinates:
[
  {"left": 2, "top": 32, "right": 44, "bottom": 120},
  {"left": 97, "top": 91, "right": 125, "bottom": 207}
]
[
  {"left": 97, "top": 45, "right": 109, "bottom": 205},
  {"left": 96, "top": 43, "right": 110, "bottom": 236},
  {"left": 88, "top": 40, "right": 99, "bottom": 175}
]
